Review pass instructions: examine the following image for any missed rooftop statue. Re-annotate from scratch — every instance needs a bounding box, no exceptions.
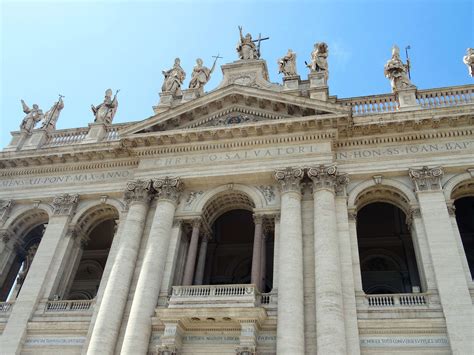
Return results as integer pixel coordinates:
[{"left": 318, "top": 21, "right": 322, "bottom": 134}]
[
  {"left": 235, "top": 26, "right": 269, "bottom": 60},
  {"left": 189, "top": 58, "right": 217, "bottom": 90},
  {"left": 278, "top": 49, "right": 298, "bottom": 77},
  {"left": 41, "top": 96, "right": 64, "bottom": 131},
  {"left": 20, "top": 100, "right": 44, "bottom": 132},
  {"left": 307, "top": 42, "right": 329, "bottom": 73},
  {"left": 463, "top": 48, "right": 474, "bottom": 77},
  {"left": 384, "top": 45, "right": 414, "bottom": 92},
  {"left": 162, "top": 58, "right": 186, "bottom": 96},
  {"left": 91, "top": 89, "right": 119, "bottom": 124}
]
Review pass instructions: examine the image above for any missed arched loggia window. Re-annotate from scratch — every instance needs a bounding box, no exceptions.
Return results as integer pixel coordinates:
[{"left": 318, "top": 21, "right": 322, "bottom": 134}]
[{"left": 357, "top": 202, "right": 421, "bottom": 294}]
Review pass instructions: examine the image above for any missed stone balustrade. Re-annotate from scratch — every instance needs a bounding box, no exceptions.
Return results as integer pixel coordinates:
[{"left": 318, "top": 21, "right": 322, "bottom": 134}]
[
  {"left": 44, "top": 299, "right": 95, "bottom": 312},
  {"left": 366, "top": 293, "right": 428, "bottom": 308},
  {"left": 104, "top": 126, "right": 120, "bottom": 141},
  {"left": 0, "top": 301, "right": 14, "bottom": 313},
  {"left": 340, "top": 94, "right": 398, "bottom": 116},
  {"left": 43, "top": 129, "right": 89, "bottom": 147},
  {"left": 169, "top": 284, "right": 265, "bottom": 308},
  {"left": 416, "top": 86, "right": 473, "bottom": 109}
]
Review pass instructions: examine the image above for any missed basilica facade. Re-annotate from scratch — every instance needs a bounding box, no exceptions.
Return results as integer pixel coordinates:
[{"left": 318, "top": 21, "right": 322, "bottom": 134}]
[{"left": 0, "top": 39, "right": 473, "bottom": 355}]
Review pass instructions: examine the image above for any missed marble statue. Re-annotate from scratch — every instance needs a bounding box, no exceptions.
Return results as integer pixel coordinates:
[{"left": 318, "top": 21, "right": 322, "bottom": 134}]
[
  {"left": 278, "top": 49, "right": 298, "bottom": 76},
  {"left": 307, "top": 42, "right": 329, "bottom": 73},
  {"left": 40, "top": 96, "right": 64, "bottom": 131},
  {"left": 20, "top": 100, "right": 44, "bottom": 132},
  {"left": 384, "top": 45, "right": 414, "bottom": 92},
  {"left": 162, "top": 58, "right": 186, "bottom": 95},
  {"left": 91, "top": 89, "right": 119, "bottom": 124},
  {"left": 236, "top": 26, "right": 259, "bottom": 60},
  {"left": 463, "top": 48, "right": 474, "bottom": 77},
  {"left": 189, "top": 58, "right": 215, "bottom": 89}
]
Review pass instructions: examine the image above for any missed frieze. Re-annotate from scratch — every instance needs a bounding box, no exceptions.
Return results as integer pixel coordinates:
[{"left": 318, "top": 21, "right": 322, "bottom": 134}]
[
  {"left": 24, "top": 337, "right": 85, "bottom": 346},
  {"left": 360, "top": 336, "right": 449, "bottom": 348},
  {"left": 336, "top": 140, "right": 473, "bottom": 160},
  {"left": 0, "top": 170, "right": 132, "bottom": 188}
]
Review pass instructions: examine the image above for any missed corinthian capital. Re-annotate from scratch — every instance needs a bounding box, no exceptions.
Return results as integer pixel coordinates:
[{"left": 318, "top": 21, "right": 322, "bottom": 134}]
[
  {"left": 52, "top": 193, "right": 79, "bottom": 216},
  {"left": 409, "top": 166, "right": 443, "bottom": 192},
  {"left": 152, "top": 176, "right": 183, "bottom": 203},
  {"left": 307, "top": 165, "right": 349, "bottom": 195},
  {"left": 273, "top": 167, "right": 304, "bottom": 193},
  {"left": 123, "top": 179, "right": 153, "bottom": 206}
]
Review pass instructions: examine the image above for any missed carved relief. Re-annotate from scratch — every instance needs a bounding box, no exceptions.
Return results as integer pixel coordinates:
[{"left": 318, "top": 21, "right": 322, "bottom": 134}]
[
  {"left": 257, "top": 185, "right": 275, "bottom": 203},
  {"left": 0, "top": 199, "right": 13, "bottom": 223},
  {"left": 52, "top": 193, "right": 79, "bottom": 215},
  {"left": 185, "top": 191, "right": 203, "bottom": 206},
  {"left": 409, "top": 166, "right": 443, "bottom": 191},
  {"left": 274, "top": 167, "right": 304, "bottom": 193},
  {"left": 152, "top": 177, "right": 183, "bottom": 202}
]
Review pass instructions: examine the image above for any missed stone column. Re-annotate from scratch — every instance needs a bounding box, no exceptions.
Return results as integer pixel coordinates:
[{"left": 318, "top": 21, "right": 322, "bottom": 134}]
[
  {"left": 448, "top": 203, "right": 473, "bottom": 285},
  {"left": 0, "top": 194, "right": 78, "bottom": 355},
  {"left": 121, "top": 177, "right": 183, "bottom": 355},
  {"left": 182, "top": 218, "right": 201, "bottom": 286},
  {"left": 194, "top": 234, "right": 209, "bottom": 285},
  {"left": 87, "top": 180, "right": 152, "bottom": 355},
  {"left": 272, "top": 215, "right": 280, "bottom": 291},
  {"left": 409, "top": 167, "right": 473, "bottom": 354},
  {"left": 260, "top": 233, "right": 267, "bottom": 291},
  {"left": 308, "top": 165, "right": 347, "bottom": 355},
  {"left": 274, "top": 167, "right": 305, "bottom": 355},
  {"left": 251, "top": 215, "right": 263, "bottom": 288},
  {"left": 347, "top": 211, "right": 363, "bottom": 293}
]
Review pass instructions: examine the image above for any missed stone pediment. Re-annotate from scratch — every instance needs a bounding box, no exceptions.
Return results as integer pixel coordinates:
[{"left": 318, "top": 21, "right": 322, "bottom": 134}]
[{"left": 120, "top": 85, "right": 350, "bottom": 136}]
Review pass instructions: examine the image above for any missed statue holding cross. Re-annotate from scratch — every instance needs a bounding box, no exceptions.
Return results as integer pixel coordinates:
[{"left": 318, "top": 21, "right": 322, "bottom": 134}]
[{"left": 236, "top": 26, "right": 269, "bottom": 60}]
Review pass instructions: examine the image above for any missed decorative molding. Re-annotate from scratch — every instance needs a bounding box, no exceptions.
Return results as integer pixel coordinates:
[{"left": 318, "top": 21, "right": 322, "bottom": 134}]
[
  {"left": 235, "top": 346, "right": 256, "bottom": 355},
  {"left": 152, "top": 177, "right": 183, "bottom": 203},
  {"left": 409, "top": 166, "right": 444, "bottom": 192},
  {"left": 273, "top": 167, "right": 304, "bottom": 194},
  {"left": 0, "top": 199, "right": 13, "bottom": 223},
  {"left": 446, "top": 203, "right": 456, "bottom": 217},
  {"left": 373, "top": 175, "right": 383, "bottom": 185},
  {"left": 0, "top": 228, "right": 12, "bottom": 244},
  {"left": 52, "top": 193, "right": 79, "bottom": 216},
  {"left": 185, "top": 191, "right": 203, "bottom": 206}
]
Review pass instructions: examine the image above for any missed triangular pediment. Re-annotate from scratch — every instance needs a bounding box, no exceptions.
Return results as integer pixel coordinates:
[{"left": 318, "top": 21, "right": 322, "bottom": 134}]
[{"left": 120, "top": 85, "right": 350, "bottom": 136}]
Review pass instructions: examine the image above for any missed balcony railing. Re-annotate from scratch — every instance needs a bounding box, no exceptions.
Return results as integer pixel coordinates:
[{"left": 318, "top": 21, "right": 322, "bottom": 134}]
[
  {"left": 0, "top": 301, "right": 13, "bottom": 312},
  {"left": 416, "top": 86, "right": 473, "bottom": 109},
  {"left": 42, "top": 129, "right": 89, "bottom": 147},
  {"left": 366, "top": 293, "right": 428, "bottom": 308},
  {"left": 45, "top": 299, "right": 94, "bottom": 312}
]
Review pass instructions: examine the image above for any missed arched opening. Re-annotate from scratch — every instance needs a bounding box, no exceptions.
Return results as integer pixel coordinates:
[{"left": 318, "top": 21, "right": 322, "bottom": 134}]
[
  {"left": 357, "top": 202, "right": 421, "bottom": 294},
  {"left": 0, "top": 210, "right": 49, "bottom": 302},
  {"left": 453, "top": 196, "right": 474, "bottom": 279},
  {"left": 59, "top": 205, "right": 118, "bottom": 300}
]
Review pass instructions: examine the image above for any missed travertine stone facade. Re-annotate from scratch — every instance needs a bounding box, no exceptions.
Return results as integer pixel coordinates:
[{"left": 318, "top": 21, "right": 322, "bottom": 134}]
[{"left": 0, "top": 44, "right": 473, "bottom": 355}]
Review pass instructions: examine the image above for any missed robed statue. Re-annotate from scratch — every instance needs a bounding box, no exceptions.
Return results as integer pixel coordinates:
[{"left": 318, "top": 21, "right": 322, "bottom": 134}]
[
  {"left": 384, "top": 45, "right": 414, "bottom": 92},
  {"left": 91, "top": 89, "right": 119, "bottom": 124},
  {"left": 40, "top": 96, "right": 64, "bottom": 131},
  {"left": 236, "top": 26, "right": 259, "bottom": 60},
  {"left": 162, "top": 58, "right": 186, "bottom": 95},
  {"left": 20, "top": 100, "right": 44, "bottom": 132},
  {"left": 189, "top": 58, "right": 218, "bottom": 90},
  {"left": 307, "top": 42, "right": 329, "bottom": 73},
  {"left": 278, "top": 49, "right": 298, "bottom": 77},
  {"left": 463, "top": 48, "right": 474, "bottom": 77}
]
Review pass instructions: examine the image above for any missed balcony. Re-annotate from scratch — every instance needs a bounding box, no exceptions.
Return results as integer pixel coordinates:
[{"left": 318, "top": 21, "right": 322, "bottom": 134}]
[
  {"left": 365, "top": 293, "right": 428, "bottom": 308},
  {"left": 44, "top": 299, "right": 95, "bottom": 313}
]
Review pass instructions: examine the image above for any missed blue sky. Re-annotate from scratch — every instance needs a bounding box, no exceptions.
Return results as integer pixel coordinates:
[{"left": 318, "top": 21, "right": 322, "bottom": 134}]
[{"left": 1, "top": 0, "right": 473, "bottom": 147}]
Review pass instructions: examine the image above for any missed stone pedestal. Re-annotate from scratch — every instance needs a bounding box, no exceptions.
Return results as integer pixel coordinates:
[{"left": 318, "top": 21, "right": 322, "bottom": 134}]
[
  {"left": 217, "top": 59, "right": 275, "bottom": 90},
  {"left": 21, "top": 129, "right": 49, "bottom": 150},
  {"left": 397, "top": 86, "right": 420, "bottom": 110},
  {"left": 153, "top": 92, "right": 177, "bottom": 114},
  {"left": 181, "top": 88, "right": 203, "bottom": 103},
  {"left": 308, "top": 72, "right": 329, "bottom": 101},
  {"left": 3, "top": 131, "right": 26, "bottom": 151},
  {"left": 83, "top": 122, "right": 107, "bottom": 144},
  {"left": 282, "top": 75, "right": 301, "bottom": 91}
]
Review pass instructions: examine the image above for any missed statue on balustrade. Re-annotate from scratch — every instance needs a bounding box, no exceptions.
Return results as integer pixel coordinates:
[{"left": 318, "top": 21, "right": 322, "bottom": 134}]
[
  {"left": 162, "top": 58, "right": 186, "bottom": 96},
  {"left": 189, "top": 58, "right": 216, "bottom": 90},
  {"left": 91, "top": 89, "right": 119, "bottom": 124},
  {"left": 278, "top": 49, "right": 298, "bottom": 77},
  {"left": 236, "top": 26, "right": 259, "bottom": 60},
  {"left": 384, "top": 45, "right": 414, "bottom": 92},
  {"left": 40, "top": 95, "right": 65, "bottom": 131},
  {"left": 463, "top": 48, "right": 474, "bottom": 77},
  {"left": 307, "top": 42, "right": 329, "bottom": 73},
  {"left": 20, "top": 100, "right": 44, "bottom": 132}
]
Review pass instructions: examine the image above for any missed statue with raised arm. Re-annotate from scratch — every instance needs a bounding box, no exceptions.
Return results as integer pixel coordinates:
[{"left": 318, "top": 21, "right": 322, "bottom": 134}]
[
  {"left": 40, "top": 96, "right": 64, "bottom": 131},
  {"left": 384, "top": 45, "right": 414, "bottom": 92},
  {"left": 307, "top": 42, "right": 329, "bottom": 73},
  {"left": 463, "top": 48, "right": 474, "bottom": 77},
  {"left": 236, "top": 26, "right": 258, "bottom": 60},
  {"left": 189, "top": 58, "right": 216, "bottom": 89},
  {"left": 91, "top": 89, "right": 119, "bottom": 124},
  {"left": 278, "top": 49, "right": 298, "bottom": 77},
  {"left": 162, "top": 58, "right": 186, "bottom": 95},
  {"left": 20, "top": 100, "right": 44, "bottom": 132}
]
